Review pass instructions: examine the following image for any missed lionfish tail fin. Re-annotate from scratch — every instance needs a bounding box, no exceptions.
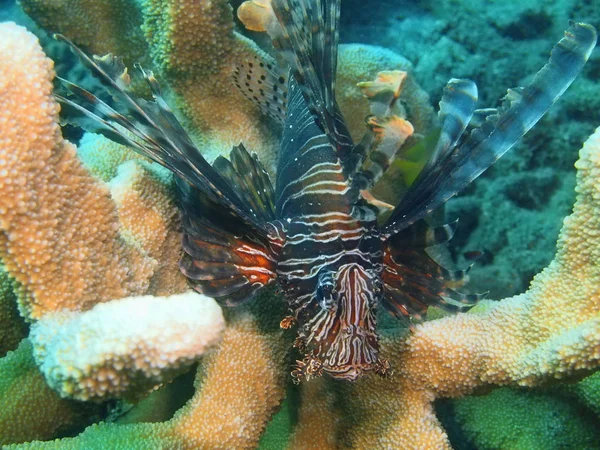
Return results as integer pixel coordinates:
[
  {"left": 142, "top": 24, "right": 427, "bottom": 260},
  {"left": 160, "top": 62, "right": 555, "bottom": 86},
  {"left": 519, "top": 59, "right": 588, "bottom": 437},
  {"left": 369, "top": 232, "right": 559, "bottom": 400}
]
[
  {"left": 54, "top": 34, "right": 271, "bottom": 236},
  {"left": 382, "top": 219, "right": 486, "bottom": 323},
  {"left": 383, "top": 21, "right": 597, "bottom": 237}
]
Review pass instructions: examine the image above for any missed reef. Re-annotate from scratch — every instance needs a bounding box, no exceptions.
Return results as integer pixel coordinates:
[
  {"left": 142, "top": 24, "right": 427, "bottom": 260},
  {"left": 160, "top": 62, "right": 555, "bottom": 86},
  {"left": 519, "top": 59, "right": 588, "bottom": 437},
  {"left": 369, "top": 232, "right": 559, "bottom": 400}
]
[{"left": 0, "top": 0, "right": 599, "bottom": 449}]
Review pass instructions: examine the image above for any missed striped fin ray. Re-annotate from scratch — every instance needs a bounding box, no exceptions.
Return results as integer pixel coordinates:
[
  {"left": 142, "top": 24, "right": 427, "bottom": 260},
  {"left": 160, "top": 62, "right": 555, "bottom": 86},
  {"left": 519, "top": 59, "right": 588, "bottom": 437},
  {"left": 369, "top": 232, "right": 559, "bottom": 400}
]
[
  {"left": 387, "top": 218, "right": 459, "bottom": 249},
  {"left": 212, "top": 144, "right": 277, "bottom": 222},
  {"left": 54, "top": 34, "right": 270, "bottom": 237},
  {"left": 425, "top": 78, "right": 478, "bottom": 171},
  {"left": 270, "top": 0, "right": 352, "bottom": 153},
  {"left": 383, "top": 22, "right": 597, "bottom": 237},
  {"left": 179, "top": 213, "right": 278, "bottom": 306},
  {"left": 382, "top": 219, "right": 486, "bottom": 325}
]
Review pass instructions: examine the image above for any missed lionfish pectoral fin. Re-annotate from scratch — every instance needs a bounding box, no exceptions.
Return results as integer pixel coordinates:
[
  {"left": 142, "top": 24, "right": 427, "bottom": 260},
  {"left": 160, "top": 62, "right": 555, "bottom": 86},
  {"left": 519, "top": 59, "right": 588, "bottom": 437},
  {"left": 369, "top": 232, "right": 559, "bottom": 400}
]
[
  {"left": 179, "top": 223, "right": 278, "bottom": 306},
  {"left": 382, "top": 219, "right": 486, "bottom": 324},
  {"left": 383, "top": 22, "right": 597, "bottom": 237},
  {"left": 54, "top": 34, "right": 271, "bottom": 238},
  {"left": 178, "top": 144, "right": 281, "bottom": 306},
  {"left": 233, "top": 52, "right": 289, "bottom": 124}
]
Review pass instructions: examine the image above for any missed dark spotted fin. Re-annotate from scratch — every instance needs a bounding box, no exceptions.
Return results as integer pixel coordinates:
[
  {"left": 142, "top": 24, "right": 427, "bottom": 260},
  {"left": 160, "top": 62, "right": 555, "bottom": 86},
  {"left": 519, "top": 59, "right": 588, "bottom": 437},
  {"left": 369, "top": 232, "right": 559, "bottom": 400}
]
[
  {"left": 269, "top": 0, "right": 353, "bottom": 155},
  {"left": 213, "top": 144, "right": 277, "bottom": 222},
  {"left": 233, "top": 53, "right": 288, "bottom": 124},
  {"left": 54, "top": 34, "right": 272, "bottom": 238},
  {"left": 383, "top": 22, "right": 597, "bottom": 238},
  {"left": 382, "top": 219, "right": 486, "bottom": 326}
]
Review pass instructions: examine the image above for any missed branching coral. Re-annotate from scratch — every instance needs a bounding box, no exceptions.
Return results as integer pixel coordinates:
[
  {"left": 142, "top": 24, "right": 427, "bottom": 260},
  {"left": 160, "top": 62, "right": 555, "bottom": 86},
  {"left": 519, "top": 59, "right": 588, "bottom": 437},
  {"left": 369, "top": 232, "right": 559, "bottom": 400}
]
[
  {"left": 328, "top": 125, "right": 600, "bottom": 448},
  {"left": 31, "top": 292, "right": 225, "bottom": 401},
  {"left": 0, "top": 21, "right": 155, "bottom": 319},
  {"left": 0, "top": 21, "right": 228, "bottom": 443},
  {"left": 6, "top": 293, "right": 289, "bottom": 449},
  {"left": 20, "top": 0, "right": 281, "bottom": 169},
  {"left": 1, "top": 2, "right": 599, "bottom": 449}
]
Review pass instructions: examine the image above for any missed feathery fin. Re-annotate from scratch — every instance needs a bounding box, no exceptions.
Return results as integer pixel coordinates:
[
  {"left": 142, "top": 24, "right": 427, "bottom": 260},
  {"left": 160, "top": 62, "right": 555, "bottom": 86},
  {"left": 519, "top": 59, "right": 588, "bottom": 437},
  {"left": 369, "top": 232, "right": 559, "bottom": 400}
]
[
  {"left": 383, "top": 22, "right": 597, "bottom": 237},
  {"left": 212, "top": 144, "right": 277, "bottom": 223},
  {"left": 179, "top": 220, "right": 279, "bottom": 306},
  {"left": 54, "top": 34, "right": 270, "bottom": 237},
  {"left": 382, "top": 219, "right": 486, "bottom": 323}
]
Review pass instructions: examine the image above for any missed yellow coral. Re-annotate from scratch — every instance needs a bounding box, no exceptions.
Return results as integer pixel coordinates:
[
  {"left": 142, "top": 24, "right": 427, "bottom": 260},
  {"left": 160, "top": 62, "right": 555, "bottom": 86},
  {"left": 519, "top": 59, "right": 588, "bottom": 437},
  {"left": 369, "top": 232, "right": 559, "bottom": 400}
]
[{"left": 0, "top": 22, "right": 156, "bottom": 319}]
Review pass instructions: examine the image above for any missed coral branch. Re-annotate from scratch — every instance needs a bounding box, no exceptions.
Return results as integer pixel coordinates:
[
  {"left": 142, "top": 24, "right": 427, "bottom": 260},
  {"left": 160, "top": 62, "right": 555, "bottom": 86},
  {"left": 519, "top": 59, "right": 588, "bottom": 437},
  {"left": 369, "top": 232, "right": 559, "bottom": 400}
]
[
  {"left": 30, "top": 292, "right": 225, "bottom": 401},
  {"left": 338, "top": 126, "right": 600, "bottom": 448},
  {"left": 0, "top": 22, "right": 157, "bottom": 319}
]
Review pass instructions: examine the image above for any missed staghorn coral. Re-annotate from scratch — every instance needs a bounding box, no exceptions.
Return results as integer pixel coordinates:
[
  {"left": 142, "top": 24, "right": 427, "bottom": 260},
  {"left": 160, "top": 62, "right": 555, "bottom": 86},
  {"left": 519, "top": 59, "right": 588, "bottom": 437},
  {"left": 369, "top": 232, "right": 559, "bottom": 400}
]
[{"left": 0, "top": 21, "right": 156, "bottom": 319}]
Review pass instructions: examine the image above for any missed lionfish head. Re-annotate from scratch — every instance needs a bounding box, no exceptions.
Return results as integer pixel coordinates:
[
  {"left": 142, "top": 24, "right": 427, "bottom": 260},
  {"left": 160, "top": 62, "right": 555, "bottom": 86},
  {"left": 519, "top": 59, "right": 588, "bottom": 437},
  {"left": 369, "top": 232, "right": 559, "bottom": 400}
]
[{"left": 291, "top": 263, "right": 390, "bottom": 382}]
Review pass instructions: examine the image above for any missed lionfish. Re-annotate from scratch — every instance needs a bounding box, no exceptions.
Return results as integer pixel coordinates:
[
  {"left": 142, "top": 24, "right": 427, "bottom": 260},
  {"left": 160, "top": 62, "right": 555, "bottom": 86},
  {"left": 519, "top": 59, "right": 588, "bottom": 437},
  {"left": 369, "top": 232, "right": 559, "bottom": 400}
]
[{"left": 55, "top": 0, "right": 596, "bottom": 382}]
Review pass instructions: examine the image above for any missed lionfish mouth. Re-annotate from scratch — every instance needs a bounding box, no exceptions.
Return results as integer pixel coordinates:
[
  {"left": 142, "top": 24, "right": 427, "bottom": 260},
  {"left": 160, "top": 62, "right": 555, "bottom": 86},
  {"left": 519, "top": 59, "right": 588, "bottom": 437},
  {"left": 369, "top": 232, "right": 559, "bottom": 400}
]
[
  {"left": 290, "top": 351, "right": 392, "bottom": 383},
  {"left": 289, "top": 329, "right": 392, "bottom": 383}
]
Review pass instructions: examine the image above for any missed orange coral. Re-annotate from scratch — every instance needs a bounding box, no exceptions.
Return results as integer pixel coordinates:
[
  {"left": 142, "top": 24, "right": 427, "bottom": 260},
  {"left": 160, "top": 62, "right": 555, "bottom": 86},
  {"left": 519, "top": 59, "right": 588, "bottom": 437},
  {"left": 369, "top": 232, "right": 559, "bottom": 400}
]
[{"left": 0, "top": 22, "right": 155, "bottom": 320}]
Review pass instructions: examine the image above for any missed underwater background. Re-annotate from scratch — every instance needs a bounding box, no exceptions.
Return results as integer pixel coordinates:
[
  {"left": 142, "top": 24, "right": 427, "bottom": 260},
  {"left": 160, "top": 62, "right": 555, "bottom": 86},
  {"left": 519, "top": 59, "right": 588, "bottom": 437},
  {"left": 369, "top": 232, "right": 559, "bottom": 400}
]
[{"left": 0, "top": 0, "right": 599, "bottom": 448}]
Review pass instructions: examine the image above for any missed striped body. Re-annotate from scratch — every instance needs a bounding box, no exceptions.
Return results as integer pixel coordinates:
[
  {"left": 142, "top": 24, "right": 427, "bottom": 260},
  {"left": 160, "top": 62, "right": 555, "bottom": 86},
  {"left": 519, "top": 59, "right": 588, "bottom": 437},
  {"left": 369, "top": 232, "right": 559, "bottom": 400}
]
[{"left": 273, "top": 81, "right": 386, "bottom": 380}]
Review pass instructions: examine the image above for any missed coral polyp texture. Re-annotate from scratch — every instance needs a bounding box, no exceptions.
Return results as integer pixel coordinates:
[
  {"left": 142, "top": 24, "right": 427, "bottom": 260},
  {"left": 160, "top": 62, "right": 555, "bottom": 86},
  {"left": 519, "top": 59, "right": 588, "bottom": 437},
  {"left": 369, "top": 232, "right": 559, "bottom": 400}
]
[
  {"left": 1, "top": 0, "right": 599, "bottom": 448},
  {"left": 31, "top": 292, "right": 225, "bottom": 401},
  {"left": 0, "top": 21, "right": 154, "bottom": 319}
]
